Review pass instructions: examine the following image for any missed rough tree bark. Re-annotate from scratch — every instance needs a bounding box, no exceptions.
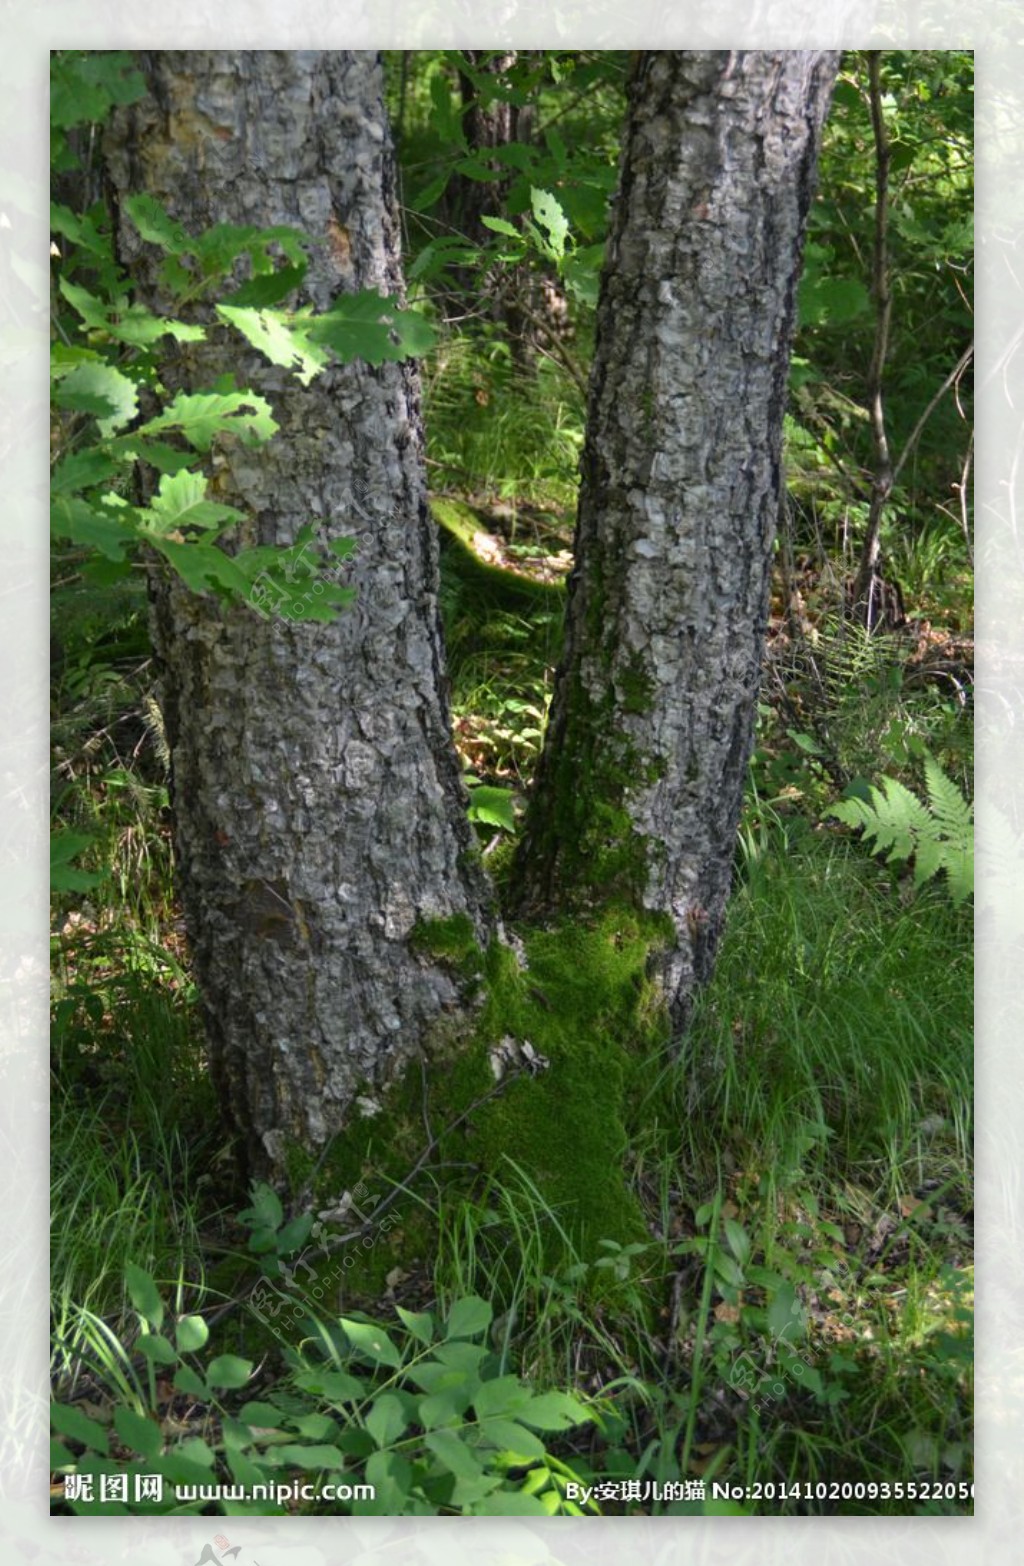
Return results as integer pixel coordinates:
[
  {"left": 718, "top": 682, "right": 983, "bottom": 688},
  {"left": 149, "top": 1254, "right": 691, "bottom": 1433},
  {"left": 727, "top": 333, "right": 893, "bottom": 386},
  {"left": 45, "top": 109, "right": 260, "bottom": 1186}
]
[
  {"left": 104, "top": 52, "right": 494, "bottom": 1180},
  {"left": 512, "top": 50, "right": 840, "bottom": 1033}
]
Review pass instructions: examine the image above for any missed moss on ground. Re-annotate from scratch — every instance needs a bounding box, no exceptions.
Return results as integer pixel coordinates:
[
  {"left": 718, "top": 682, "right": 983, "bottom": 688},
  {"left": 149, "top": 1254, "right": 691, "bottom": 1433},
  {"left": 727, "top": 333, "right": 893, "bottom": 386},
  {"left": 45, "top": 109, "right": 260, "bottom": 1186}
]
[{"left": 286, "top": 909, "right": 675, "bottom": 1301}]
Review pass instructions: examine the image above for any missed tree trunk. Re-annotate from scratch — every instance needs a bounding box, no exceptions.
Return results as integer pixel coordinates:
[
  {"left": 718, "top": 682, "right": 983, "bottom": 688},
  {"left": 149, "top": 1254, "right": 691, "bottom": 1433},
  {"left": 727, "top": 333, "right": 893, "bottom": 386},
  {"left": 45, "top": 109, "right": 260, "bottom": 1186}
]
[
  {"left": 512, "top": 50, "right": 839, "bottom": 1033},
  {"left": 104, "top": 52, "right": 494, "bottom": 1181}
]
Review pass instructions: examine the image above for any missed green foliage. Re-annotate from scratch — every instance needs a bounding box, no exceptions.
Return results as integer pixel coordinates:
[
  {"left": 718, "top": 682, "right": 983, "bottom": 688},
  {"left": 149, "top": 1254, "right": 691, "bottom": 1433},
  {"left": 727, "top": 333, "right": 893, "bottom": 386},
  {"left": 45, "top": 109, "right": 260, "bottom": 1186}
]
[
  {"left": 827, "top": 752, "right": 973, "bottom": 903},
  {"left": 52, "top": 1267, "right": 596, "bottom": 1515},
  {"left": 50, "top": 53, "right": 435, "bottom": 632}
]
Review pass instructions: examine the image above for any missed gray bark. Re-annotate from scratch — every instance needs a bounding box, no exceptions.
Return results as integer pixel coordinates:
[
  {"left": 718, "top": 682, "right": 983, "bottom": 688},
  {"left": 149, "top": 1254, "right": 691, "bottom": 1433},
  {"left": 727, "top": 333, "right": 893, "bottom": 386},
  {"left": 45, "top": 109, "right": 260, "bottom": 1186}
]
[
  {"left": 105, "top": 52, "right": 494, "bottom": 1180},
  {"left": 512, "top": 51, "right": 839, "bottom": 1031}
]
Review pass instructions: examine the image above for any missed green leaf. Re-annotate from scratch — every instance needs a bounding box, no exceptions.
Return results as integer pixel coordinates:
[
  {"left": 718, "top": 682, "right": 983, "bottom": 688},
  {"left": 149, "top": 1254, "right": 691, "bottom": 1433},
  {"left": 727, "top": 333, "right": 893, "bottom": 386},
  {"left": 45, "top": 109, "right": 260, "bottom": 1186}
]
[
  {"left": 306, "top": 291, "right": 437, "bottom": 365},
  {"left": 51, "top": 497, "right": 136, "bottom": 561},
  {"left": 219, "top": 265, "right": 308, "bottom": 309},
  {"left": 151, "top": 538, "right": 252, "bottom": 599},
  {"left": 360, "top": 1451, "right": 414, "bottom": 1513},
  {"left": 530, "top": 188, "right": 569, "bottom": 259},
  {"left": 123, "top": 193, "right": 191, "bottom": 256},
  {"left": 395, "top": 1306, "right": 435, "bottom": 1346},
  {"left": 366, "top": 1393, "right": 411, "bottom": 1448},
  {"left": 766, "top": 1283, "right": 804, "bottom": 1344},
  {"left": 467, "top": 786, "right": 516, "bottom": 833},
  {"left": 472, "top": 1376, "right": 532, "bottom": 1421},
  {"left": 425, "top": 1427, "right": 485, "bottom": 1481},
  {"left": 340, "top": 1317, "right": 404, "bottom": 1369},
  {"left": 475, "top": 1417, "right": 546, "bottom": 1459},
  {"left": 140, "top": 389, "right": 278, "bottom": 451},
  {"left": 137, "top": 1333, "right": 178, "bottom": 1366},
  {"left": 480, "top": 216, "right": 522, "bottom": 240},
  {"left": 50, "top": 51, "right": 146, "bottom": 131},
  {"left": 50, "top": 1439, "right": 76, "bottom": 1470},
  {"left": 50, "top": 830, "right": 106, "bottom": 892},
  {"left": 473, "top": 1490, "right": 551, "bottom": 1516},
  {"left": 516, "top": 1390, "right": 590, "bottom": 1432},
  {"left": 51, "top": 447, "right": 121, "bottom": 496},
  {"left": 273, "top": 1443, "right": 346, "bottom": 1469},
  {"left": 419, "top": 1386, "right": 475, "bottom": 1429},
  {"left": 207, "top": 1354, "right": 254, "bottom": 1389},
  {"left": 215, "top": 304, "right": 329, "bottom": 385},
  {"left": 723, "top": 1217, "right": 751, "bottom": 1267},
  {"left": 445, "top": 1295, "right": 493, "bottom": 1340},
  {"left": 175, "top": 1315, "right": 209, "bottom": 1353},
  {"left": 239, "top": 1181, "right": 284, "bottom": 1233},
  {"left": 54, "top": 362, "right": 138, "bottom": 434},
  {"left": 139, "top": 469, "right": 245, "bottom": 539},
  {"left": 798, "top": 274, "right": 870, "bottom": 328},
  {"left": 125, "top": 1263, "right": 165, "bottom": 1330},
  {"left": 173, "top": 1365, "right": 209, "bottom": 1399},
  {"left": 58, "top": 279, "right": 204, "bottom": 345},
  {"left": 50, "top": 1402, "right": 109, "bottom": 1455},
  {"left": 113, "top": 1407, "right": 163, "bottom": 1462},
  {"left": 238, "top": 1400, "right": 288, "bottom": 1428},
  {"left": 712, "top": 1251, "right": 745, "bottom": 1288},
  {"left": 292, "top": 1368, "right": 364, "bottom": 1403}
]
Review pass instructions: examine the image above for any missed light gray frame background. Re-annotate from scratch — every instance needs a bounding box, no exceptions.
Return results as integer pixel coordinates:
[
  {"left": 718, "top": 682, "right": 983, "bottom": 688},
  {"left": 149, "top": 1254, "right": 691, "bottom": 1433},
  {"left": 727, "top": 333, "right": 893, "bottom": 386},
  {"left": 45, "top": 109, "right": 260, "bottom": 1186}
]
[{"left": 13, "top": 9, "right": 1004, "bottom": 1564}]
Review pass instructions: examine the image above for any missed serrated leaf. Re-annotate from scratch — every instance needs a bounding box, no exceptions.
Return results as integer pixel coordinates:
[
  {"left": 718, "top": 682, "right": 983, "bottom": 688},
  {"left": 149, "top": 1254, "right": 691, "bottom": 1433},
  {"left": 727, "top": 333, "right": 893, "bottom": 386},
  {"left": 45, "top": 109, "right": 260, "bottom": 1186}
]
[
  {"left": 58, "top": 279, "right": 204, "bottom": 345},
  {"left": 306, "top": 291, "right": 437, "bottom": 365},
  {"left": 216, "top": 304, "right": 329, "bottom": 385},
  {"left": 125, "top": 1263, "right": 164, "bottom": 1330},
  {"left": 240, "top": 1181, "right": 284, "bottom": 1232},
  {"left": 123, "top": 194, "right": 191, "bottom": 255},
  {"left": 207, "top": 1354, "right": 253, "bottom": 1389},
  {"left": 151, "top": 538, "right": 252, "bottom": 599},
  {"left": 219, "top": 264, "right": 308, "bottom": 309},
  {"left": 54, "top": 361, "right": 138, "bottom": 434},
  {"left": 530, "top": 188, "right": 569, "bottom": 259},
  {"left": 51, "top": 447, "right": 121, "bottom": 496},
  {"left": 51, "top": 497, "right": 136, "bottom": 561},
  {"left": 140, "top": 389, "right": 277, "bottom": 451},
  {"left": 467, "top": 786, "right": 516, "bottom": 833},
  {"left": 138, "top": 469, "right": 244, "bottom": 539}
]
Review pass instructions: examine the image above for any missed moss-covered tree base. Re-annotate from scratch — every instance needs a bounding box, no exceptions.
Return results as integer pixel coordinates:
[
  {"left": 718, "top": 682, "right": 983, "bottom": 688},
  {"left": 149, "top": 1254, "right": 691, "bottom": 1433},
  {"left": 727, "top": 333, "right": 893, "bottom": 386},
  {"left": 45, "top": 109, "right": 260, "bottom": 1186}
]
[{"left": 282, "top": 910, "right": 676, "bottom": 1309}]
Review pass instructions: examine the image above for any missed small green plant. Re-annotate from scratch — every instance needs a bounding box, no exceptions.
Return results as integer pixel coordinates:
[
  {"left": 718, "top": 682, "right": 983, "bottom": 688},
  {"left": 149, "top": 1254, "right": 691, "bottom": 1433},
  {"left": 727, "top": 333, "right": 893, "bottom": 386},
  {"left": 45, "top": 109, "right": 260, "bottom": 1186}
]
[
  {"left": 826, "top": 751, "right": 973, "bottom": 903},
  {"left": 51, "top": 1266, "right": 597, "bottom": 1516}
]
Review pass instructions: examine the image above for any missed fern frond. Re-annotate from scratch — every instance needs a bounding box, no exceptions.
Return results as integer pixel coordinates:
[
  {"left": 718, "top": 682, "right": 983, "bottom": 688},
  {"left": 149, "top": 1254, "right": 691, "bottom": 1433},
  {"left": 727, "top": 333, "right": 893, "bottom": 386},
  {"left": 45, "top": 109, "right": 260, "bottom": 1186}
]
[{"left": 826, "top": 755, "right": 973, "bottom": 904}]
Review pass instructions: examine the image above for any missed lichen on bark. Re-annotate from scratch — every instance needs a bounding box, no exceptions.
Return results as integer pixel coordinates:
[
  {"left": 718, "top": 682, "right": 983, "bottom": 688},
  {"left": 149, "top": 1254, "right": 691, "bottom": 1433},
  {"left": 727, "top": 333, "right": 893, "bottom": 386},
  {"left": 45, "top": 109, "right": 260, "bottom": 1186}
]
[
  {"left": 104, "top": 52, "right": 496, "bottom": 1181},
  {"left": 512, "top": 50, "right": 840, "bottom": 1035}
]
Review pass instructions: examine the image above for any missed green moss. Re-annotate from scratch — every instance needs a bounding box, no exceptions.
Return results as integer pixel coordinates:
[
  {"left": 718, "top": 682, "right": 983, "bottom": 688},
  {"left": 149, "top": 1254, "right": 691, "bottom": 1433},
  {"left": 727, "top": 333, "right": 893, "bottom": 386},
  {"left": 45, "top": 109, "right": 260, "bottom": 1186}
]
[
  {"left": 617, "top": 654, "right": 657, "bottom": 716},
  {"left": 410, "top": 912, "right": 485, "bottom": 984},
  {"left": 432, "top": 497, "right": 566, "bottom": 611},
  {"left": 287, "top": 912, "right": 675, "bottom": 1313}
]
